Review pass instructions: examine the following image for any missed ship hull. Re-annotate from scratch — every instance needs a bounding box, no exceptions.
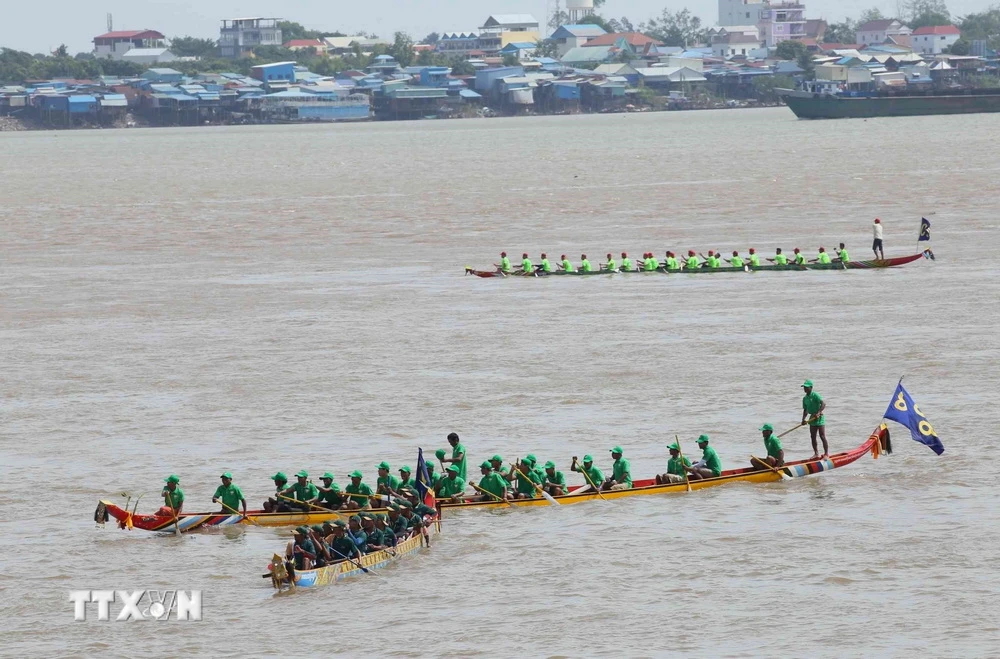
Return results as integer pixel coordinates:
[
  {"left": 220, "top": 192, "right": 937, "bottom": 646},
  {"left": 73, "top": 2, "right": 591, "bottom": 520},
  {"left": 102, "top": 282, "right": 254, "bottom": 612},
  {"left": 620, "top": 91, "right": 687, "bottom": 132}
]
[{"left": 779, "top": 89, "right": 1000, "bottom": 119}]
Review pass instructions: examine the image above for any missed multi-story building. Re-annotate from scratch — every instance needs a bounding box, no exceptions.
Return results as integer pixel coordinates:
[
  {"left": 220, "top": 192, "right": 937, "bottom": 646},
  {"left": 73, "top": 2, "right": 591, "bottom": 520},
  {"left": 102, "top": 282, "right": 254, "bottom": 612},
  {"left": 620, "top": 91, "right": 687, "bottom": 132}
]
[
  {"left": 549, "top": 24, "right": 607, "bottom": 57},
  {"left": 759, "top": 2, "right": 806, "bottom": 47},
  {"left": 476, "top": 15, "right": 539, "bottom": 54},
  {"left": 566, "top": 0, "right": 595, "bottom": 23},
  {"left": 911, "top": 25, "right": 960, "bottom": 55},
  {"left": 93, "top": 30, "right": 167, "bottom": 60},
  {"left": 856, "top": 19, "right": 911, "bottom": 47},
  {"left": 718, "top": 0, "right": 765, "bottom": 27},
  {"left": 437, "top": 32, "right": 480, "bottom": 56},
  {"left": 219, "top": 18, "right": 282, "bottom": 58}
]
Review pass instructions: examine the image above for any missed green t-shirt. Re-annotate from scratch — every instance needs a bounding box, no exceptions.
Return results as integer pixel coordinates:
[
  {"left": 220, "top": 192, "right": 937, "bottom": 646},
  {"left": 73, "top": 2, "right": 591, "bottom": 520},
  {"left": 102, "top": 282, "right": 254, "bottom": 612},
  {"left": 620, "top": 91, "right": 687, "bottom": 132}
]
[
  {"left": 500, "top": 256, "right": 511, "bottom": 272},
  {"left": 452, "top": 443, "right": 468, "bottom": 481},
  {"left": 839, "top": 249, "right": 849, "bottom": 263},
  {"left": 576, "top": 464, "right": 604, "bottom": 488},
  {"left": 644, "top": 258, "right": 656, "bottom": 271},
  {"left": 545, "top": 470, "right": 567, "bottom": 488},
  {"left": 515, "top": 470, "right": 542, "bottom": 496},
  {"left": 477, "top": 472, "right": 507, "bottom": 499},
  {"left": 290, "top": 482, "right": 319, "bottom": 502},
  {"left": 612, "top": 458, "right": 632, "bottom": 487},
  {"left": 345, "top": 482, "right": 374, "bottom": 506},
  {"left": 162, "top": 487, "right": 184, "bottom": 510},
  {"left": 522, "top": 258, "right": 533, "bottom": 271},
  {"left": 702, "top": 447, "right": 723, "bottom": 476},
  {"left": 794, "top": 253, "right": 806, "bottom": 265},
  {"left": 606, "top": 259, "right": 617, "bottom": 271},
  {"left": 561, "top": 259, "right": 573, "bottom": 272},
  {"left": 685, "top": 256, "right": 698, "bottom": 269},
  {"left": 397, "top": 477, "right": 414, "bottom": 492},
  {"left": 377, "top": 474, "right": 401, "bottom": 492},
  {"left": 764, "top": 434, "right": 783, "bottom": 459},
  {"left": 330, "top": 536, "right": 357, "bottom": 560},
  {"left": 581, "top": 259, "right": 592, "bottom": 272},
  {"left": 818, "top": 252, "right": 832, "bottom": 264},
  {"left": 317, "top": 484, "right": 344, "bottom": 507},
  {"left": 438, "top": 476, "right": 466, "bottom": 498},
  {"left": 540, "top": 258, "right": 552, "bottom": 272},
  {"left": 213, "top": 483, "right": 244, "bottom": 512},
  {"left": 730, "top": 256, "right": 744, "bottom": 267},
  {"left": 621, "top": 258, "right": 632, "bottom": 271},
  {"left": 803, "top": 392, "right": 825, "bottom": 426},
  {"left": 666, "top": 257, "right": 679, "bottom": 270},
  {"left": 390, "top": 514, "right": 409, "bottom": 536},
  {"left": 749, "top": 254, "right": 760, "bottom": 267},
  {"left": 667, "top": 456, "right": 691, "bottom": 477},
  {"left": 774, "top": 254, "right": 788, "bottom": 265}
]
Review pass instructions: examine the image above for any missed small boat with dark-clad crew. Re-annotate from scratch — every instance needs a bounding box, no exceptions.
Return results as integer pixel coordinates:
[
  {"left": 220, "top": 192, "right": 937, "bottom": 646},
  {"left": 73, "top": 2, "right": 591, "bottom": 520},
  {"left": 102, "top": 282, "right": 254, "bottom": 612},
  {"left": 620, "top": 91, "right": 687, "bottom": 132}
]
[
  {"left": 465, "top": 253, "right": 930, "bottom": 278},
  {"left": 95, "top": 501, "right": 370, "bottom": 533},
  {"left": 438, "top": 425, "right": 891, "bottom": 511}
]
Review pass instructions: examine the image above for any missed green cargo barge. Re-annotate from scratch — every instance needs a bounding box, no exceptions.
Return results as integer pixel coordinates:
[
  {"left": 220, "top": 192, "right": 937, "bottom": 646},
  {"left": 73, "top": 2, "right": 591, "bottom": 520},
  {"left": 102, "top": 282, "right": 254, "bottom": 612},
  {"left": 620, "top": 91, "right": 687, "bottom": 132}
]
[{"left": 778, "top": 88, "right": 1000, "bottom": 119}]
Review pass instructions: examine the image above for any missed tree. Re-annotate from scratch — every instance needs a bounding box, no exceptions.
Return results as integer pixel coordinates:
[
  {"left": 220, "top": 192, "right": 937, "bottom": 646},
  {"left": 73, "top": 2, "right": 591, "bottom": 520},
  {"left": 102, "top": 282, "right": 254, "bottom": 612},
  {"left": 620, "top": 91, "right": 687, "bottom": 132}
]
[
  {"left": 549, "top": 0, "right": 569, "bottom": 32},
  {"left": 535, "top": 38, "right": 560, "bottom": 58},
  {"left": 170, "top": 36, "right": 218, "bottom": 58},
  {"left": 905, "top": 0, "right": 950, "bottom": 28},
  {"left": 948, "top": 37, "right": 971, "bottom": 54},
  {"left": 752, "top": 74, "right": 795, "bottom": 102},
  {"left": 824, "top": 20, "right": 857, "bottom": 44},
  {"left": 54, "top": 44, "right": 69, "bottom": 57},
  {"left": 959, "top": 8, "right": 1000, "bottom": 39},
  {"left": 449, "top": 56, "right": 475, "bottom": 76},
  {"left": 388, "top": 31, "right": 414, "bottom": 67},
  {"left": 502, "top": 53, "right": 520, "bottom": 66},
  {"left": 775, "top": 39, "right": 807, "bottom": 60},
  {"left": 578, "top": 14, "right": 613, "bottom": 33},
  {"left": 641, "top": 8, "right": 705, "bottom": 47},
  {"left": 858, "top": 8, "right": 885, "bottom": 24},
  {"left": 421, "top": 32, "right": 440, "bottom": 45},
  {"left": 607, "top": 17, "right": 635, "bottom": 33}
]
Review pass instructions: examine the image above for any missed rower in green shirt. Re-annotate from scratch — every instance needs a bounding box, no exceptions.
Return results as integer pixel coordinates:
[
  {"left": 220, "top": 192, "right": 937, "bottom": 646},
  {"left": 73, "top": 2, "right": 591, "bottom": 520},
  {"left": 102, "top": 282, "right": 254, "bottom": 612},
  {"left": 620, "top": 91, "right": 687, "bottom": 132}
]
[
  {"left": 814, "top": 247, "right": 832, "bottom": 264},
  {"left": 161, "top": 474, "right": 184, "bottom": 516},
  {"left": 729, "top": 250, "right": 744, "bottom": 268},
  {"left": 524, "top": 454, "right": 546, "bottom": 484},
  {"left": 603, "top": 253, "right": 617, "bottom": 272},
  {"left": 704, "top": 250, "right": 720, "bottom": 268},
  {"left": 752, "top": 423, "right": 785, "bottom": 469},
  {"left": 387, "top": 505, "right": 410, "bottom": 538},
  {"left": 570, "top": 454, "right": 604, "bottom": 490},
  {"left": 655, "top": 443, "right": 691, "bottom": 484},
  {"left": 396, "top": 466, "right": 415, "bottom": 493},
  {"left": 424, "top": 463, "right": 441, "bottom": 490},
  {"left": 281, "top": 470, "right": 320, "bottom": 511},
  {"left": 619, "top": 252, "right": 632, "bottom": 271},
  {"left": 543, "top": 461, "right": 568, "bottom": 496},
  {"left": 512, "top": 459, "right": 543, "bottom": 499},
  {"left": 344, "top": 470, "right": 374, "bottom": 510},
  {"left": 580, "top": 254, "right": 592, "bottom": 272},
  {"left": 747, "top": 248, "right": 761, "bottom": 268},
  {"left": 837, "top": 243, "right": 850, "bottom": 263},
  {"left": 792, "top": 248, "right": 806, "bottom": 265},
  {"left": 316, "top": 472, "right": 345, "bottom": 509},
  {"left": 687, "top": 435, "right": 722, "bottom": 479},
  {"left": 603, "top": 446, "right": 632, "bottom": 490},
  {"left": 264, "top": 472, "right": 289, "bottom": 512},
  {"left": 769, "top": 248, "right": 788, "bottom": 265},
  {"left": 801, "top": 379, "right": 829, "bottom": 458},
  {"left": 213, "top": 472, "right": 246, "bottom": 516},
  {"left": 489, "top": 454, "right": 510, "bottom": 478},
  {"left": 684, "top": 250, "right": 699, "bottom": 270},
  {"left": 643, "top": 253, "right": 657, "bottom": 271},
  {"left": 440, "top": 432, "right": 467, "bottom": 481},
  {"left": 665, "top": 251, "right": 680, "bottom": 270},
  {"left": 539, "top": 253, "right": 553, "bottom": 273},
  {"left": 559, "top": 254, "right": 574, "bottom": 272},
  {"left": 497, "top": 251, "right": 512, "bottom": 274},
  {"left": 520, "top": 253, "right": 533, "bottom": 273},
  {"left": 437, "top": 465, "right": 467, "bottom": 501},
  {"left": 375, "top": 461, "right": 400, "bottom": 507},
  {"left": 473, "top": 461, "right": 508, "bottom": 502}
]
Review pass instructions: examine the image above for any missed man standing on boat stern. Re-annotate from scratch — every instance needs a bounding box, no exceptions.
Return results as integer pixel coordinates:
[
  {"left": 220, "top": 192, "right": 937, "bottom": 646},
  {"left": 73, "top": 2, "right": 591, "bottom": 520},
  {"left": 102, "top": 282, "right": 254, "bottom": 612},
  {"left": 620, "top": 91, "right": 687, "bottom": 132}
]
[
  {"left": 213, "top": 472, "right": 246, "bottom": 517},
  {"left": 440, "top": 432, "right": 467, "bottom": 481},
  {"left": 602, "top": 447, "right": 632, "bottom": 490},
  {"left": 801, "top": 380, "right": 829, "bottom": 459},
  {"left": 872, "top": 219, "right": 884, "bottom": 259}
]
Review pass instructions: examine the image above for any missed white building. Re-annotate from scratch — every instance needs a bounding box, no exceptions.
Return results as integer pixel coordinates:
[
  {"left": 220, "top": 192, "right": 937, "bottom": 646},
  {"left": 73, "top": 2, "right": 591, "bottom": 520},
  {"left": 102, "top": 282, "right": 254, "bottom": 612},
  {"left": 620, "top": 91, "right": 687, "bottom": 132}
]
[
  {"left": 718, "top": 0, "right": 765, "bottom": 27},
  {"left": 549, "top": 24, "right": 607, "bottom": 57},
  {"left": 911, "top": 25, "right": 961, "bottom": 54},
  {"left": 856, "top": 19, "right": 911, "bottom": 46},
  {"left": 712, "top": 32, "right": 763, "bottom": 57},
  {"left": 93, "top": 29, "right": 167, "bottom": 60},
  {"left": 477, "top": 15, "right": 540, "bottom": 53},
  {"left": 120, "top": 48, "right": 178, "bottom": 65},
  {"left": 219, "top": 17, "right": 282, "bottom": 58}
]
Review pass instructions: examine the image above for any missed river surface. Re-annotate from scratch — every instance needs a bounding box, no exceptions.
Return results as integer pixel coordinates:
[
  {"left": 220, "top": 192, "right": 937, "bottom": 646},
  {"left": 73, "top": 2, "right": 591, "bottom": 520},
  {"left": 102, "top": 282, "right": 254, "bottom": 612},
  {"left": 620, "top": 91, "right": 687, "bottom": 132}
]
[{"left": 2, "top": 108, "right": 998, "bottom": 657}]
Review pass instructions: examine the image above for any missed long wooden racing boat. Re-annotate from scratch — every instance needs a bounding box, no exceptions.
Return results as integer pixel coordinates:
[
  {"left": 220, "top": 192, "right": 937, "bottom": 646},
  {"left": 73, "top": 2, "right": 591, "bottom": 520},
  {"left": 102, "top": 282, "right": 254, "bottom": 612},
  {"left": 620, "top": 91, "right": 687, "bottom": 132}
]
[
  {"left": 438, "top": 425, "right": 889, "bottom": 511},
  {"left": 465, "top": 253, "right": 928, "bottom": 278},
  {"left": 95, "top": 501, "right": 376, "bottom": 533},
  {"left": 268, "top": 518, "right": 441, "bottom": 591}
]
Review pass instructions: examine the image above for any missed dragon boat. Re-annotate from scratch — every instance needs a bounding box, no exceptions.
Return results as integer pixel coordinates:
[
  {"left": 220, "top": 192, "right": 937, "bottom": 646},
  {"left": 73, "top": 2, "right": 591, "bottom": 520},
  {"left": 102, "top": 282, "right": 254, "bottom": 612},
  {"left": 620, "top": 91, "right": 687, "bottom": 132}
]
[
  {"left": 95, "top": 502, "right": 376, "bottom": 533},
  {"left": 268, "top": 518, "right": 441, "bottom": 591},
  {"left": 437, "top": 425, "right": 890, "bottom": 511},
  {"left": 465, "top": 252, "right": 929, "bottom": 278}
]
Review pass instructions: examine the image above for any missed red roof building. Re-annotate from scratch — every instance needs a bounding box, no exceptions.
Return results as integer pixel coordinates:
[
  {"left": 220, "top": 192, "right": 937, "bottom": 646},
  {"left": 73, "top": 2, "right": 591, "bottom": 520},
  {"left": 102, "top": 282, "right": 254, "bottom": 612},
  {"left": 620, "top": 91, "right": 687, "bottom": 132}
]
[
  {"left": 583, "top": 32, "right": 663, "bottom": 48},
  {"left": 93, "top": 29, "right": 166, "bottom": 60},
  {"left": 911, "top": 25, "right": 961, "bottom": 54},
  {"left": 911, "top": 25, "right": 961, "bottom": 35},
  {"left": 283, "top": 38, "right": 326, "bottom": 51}
]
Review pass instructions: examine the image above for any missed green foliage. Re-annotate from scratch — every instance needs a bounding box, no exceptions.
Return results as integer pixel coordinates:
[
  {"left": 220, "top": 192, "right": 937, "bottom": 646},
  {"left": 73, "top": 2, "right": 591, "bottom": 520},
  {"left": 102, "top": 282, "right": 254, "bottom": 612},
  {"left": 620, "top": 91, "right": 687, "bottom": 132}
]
[
  {"left": 824, "top": 20, "right": 857, "bottom": 44},
  {"left": 548, "top": 9, "right": 570, "bottom": 32},
  {"left": 422, "top": 32, "right": 440, "bottom": 45},
  {"left": 535, "top": 38, "right": 559, "bottom": 58},
  {"left": 277, "top": 21, "right": 344, "bottom": 41},
  {"left": 752, "top": 74, "right": 795, "bottom": 101},
  {"left": 959, "top": 8, "right": 1000, "bottom": 49},
  {"left": 948, "top": 37, "right": 971, "bottom": 54},
  {"left": 607, "top": 17, "right": 636, "bottom": 33},
  {"left": 170, "top": 36, "right": 218, "bottom": 58},
  {"left": 502, "top": 53, "right": 520, "bottom": 66},
  {"left": 449, "top": 57, "right": 476, "bottom": 76},
  {"left": 54, "top": 44, "right": 69, "bottom": 57},
  {"left": 578, "top": 14, "right": 613, "bottom": 33},
  {"left": 641, "top": 8, "right": 705, "bottom": 47},
  {"left": 388, "top": 31, "right": 414, "bottom": 67},
  {"left": 858, "top": 8, "right": 886, "bottom": 24},
  {"left": 0, "top": 47, "right": 146, "bottom": 83},
  {"left": 966, "top": 73, "right": 1000, "bottom": 87},
  {"left": 775, "top": 39, "right": 807, "bottom": 60},
  {"left": 905, "top": 0, "right": 950, "bottom": 27}
]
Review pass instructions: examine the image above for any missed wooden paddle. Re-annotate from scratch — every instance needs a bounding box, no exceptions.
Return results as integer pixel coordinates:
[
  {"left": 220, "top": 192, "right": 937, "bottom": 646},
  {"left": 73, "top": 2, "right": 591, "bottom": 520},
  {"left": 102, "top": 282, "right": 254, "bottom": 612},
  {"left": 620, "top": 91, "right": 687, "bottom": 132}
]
[
  {"left": 277, "top": 494, "right": 353, "bottom": 515},
  {"left": 752, "top": 455, "right": 791, "bottom": 481},
  {"left": 510, "top": 463, "right": 560, "bottom": 506},
  {"left": 217, "top": 500, "right": 261, "bottom": 527},
  {"left": 165, "top": 498, "right": 181, "bottom": 536},
  {"left": 469, "top": 481, "right": 516, "bottom": 508},
  {"left": 572, "top": 457, "right": 608, "bottom": 501},
  {"left": 676, "top": 435, "right": 692, "bottom": 493},
  {"left": 777, "top": 421, "right": 808, "bottom": 438}
]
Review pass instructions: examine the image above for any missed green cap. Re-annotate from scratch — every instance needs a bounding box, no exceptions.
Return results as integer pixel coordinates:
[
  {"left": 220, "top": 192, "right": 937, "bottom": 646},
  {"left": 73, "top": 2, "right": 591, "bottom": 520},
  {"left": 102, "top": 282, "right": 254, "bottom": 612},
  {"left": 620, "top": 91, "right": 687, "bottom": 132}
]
[
  {"left": 310, "top": 524, "right": 325, "bottom": 534},
  {"left": 349, "top": 470, "right": 363, "bottom": 478},
  {"left": 446, "top": 465, "right": 459, "bottom": 473},
  {"left": 322, "top": 519, "right": 335, "bottom": 527},
  {"left": 668, "top": 443, "right": 680, "bottom": 451},
  {"left": 435, "top": 448, "right": 447, "bottom": 460},
  {"left": 525, "top": 454, "right": 538, "bottom": 465},
  {"left": 610, "top": 446, "right": 624, "bottom": 454},
  {"left": 293, "top": 525, "right": 308, "bottom": 535},
  {"left": 389, "top": 503, "right": 402, "bottom": 512},
  {"left": 321, "top": 472, "right": 335, "bottom": 480},
  {"left": 163, "top": 474, "right": 180, "bottom": 484},
  {"left": 544, "top": 461, "right": 556, "bottom": 469},
  {"left": 697, "top": 434, "right": 710, "bottom": 444},
  {"left": 295, "top": 470, "right": 308, "bottom": 478},
  {"left": 491, "top": 454, "right": 503, "bottom": 462},
  {"left": 426, "top": 462, "right": 435, "bottom": 471},
  {"left": 220, "top": 472, "right": 233, "bottom": 480},
  {"left": 397, "top": 499, "right": 413, "bottom": 508},
  {"left": 377, "top": 461, "right": 391, "bottom": 471},
  {"left": 334, "top": 520, "right": 347, "bottom": 528},
  {"left": 480, "top": 461, "right": 492, "bottom": 469},
  {"left": 399, "top": 465, "right": 412, "bottom": 474},
  {"left": 271, "top": 472, "right": 287, "bottom": 482},
  {"left": 583, "top": 454, "right": 594, "bottom": 462},
  {"left": 802, "top": 379, "right": 814, "bottom": 388},
  {"left": 759, "top": 423, "right": 774, "bottom": 432}
]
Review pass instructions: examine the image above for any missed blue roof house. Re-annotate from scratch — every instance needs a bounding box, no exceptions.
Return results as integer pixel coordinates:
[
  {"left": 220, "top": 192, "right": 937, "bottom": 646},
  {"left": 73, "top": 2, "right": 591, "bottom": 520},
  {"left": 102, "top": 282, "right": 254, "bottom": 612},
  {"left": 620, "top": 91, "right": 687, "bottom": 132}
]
[{"left": 141, "top": 68, "right": 184, "bottom": 84}]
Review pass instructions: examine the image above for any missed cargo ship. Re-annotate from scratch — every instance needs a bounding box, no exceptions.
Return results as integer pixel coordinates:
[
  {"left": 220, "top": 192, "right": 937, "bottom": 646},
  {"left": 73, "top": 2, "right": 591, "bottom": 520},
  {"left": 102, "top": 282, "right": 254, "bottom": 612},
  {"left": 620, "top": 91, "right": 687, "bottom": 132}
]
[{"left": 778, "top": 87, "right": 1000, "bottom": 119}]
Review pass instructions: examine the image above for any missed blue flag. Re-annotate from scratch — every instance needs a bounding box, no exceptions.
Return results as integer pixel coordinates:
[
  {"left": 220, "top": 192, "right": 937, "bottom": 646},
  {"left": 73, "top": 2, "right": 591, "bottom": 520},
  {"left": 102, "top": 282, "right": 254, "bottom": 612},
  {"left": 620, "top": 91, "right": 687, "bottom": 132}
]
[
  {"left": 415, "top": 448, "right": 436, "bottom": 507},
  {"left": 883, "top": 383, "right": 943, "bottom": 455},
  {"left": 918, "top": 217, "right": 931, "bottom": 242}
]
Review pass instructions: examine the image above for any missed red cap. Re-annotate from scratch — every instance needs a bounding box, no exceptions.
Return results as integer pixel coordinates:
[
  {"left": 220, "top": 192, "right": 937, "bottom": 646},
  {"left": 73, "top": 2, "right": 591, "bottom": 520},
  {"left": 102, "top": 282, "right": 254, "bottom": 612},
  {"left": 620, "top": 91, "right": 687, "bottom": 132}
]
[
  {"left": 708, "top": 250, "right": 714, "bottom": 256},
  {"left": 540, "top": 253, "right": 547, "bottom": 258},
  {"left": 749, "top": 248, "right": 755, "bottom": 254},
  {"left": 522, "top": 253, "right": 528, "bottom": 258},
  {"left": 581, "top": 254, "right": 587, "bottom": 259},
  {"left": 819, "top": 247, "right": 825, "bottom": 252},
  {"left": 667, "top": 251, "right": 673, "bottom": 257},
  {"left": 688, "top": 250, "right": 695, "bottom": 255},
  {"left": 606, "top": 253, "right": 612, "bottom": 258},
  {"left": 794, "top": 248, "right": 800, "bottom": 253},
  {"left": 560, "top": 254, "right": 566, "bottom": 259},
  {"left": 732, "top": 251, "right": 738, "bottom": 256},
  {"left": 621, "top": 252, "right": 627, "bottom": 258},
  {"left": 501, "top": 252, "right": 506, "bottom": 257},
  {"left": 874, "top": 218, "right": 880, "bottom": 223}
]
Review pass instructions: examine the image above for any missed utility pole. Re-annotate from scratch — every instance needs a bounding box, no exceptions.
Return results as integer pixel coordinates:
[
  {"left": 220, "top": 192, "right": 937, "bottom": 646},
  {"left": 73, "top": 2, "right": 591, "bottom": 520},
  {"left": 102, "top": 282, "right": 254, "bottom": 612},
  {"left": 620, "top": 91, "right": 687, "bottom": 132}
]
[{"left": 107, "top": 13, "right": 113, "bottom": 32}]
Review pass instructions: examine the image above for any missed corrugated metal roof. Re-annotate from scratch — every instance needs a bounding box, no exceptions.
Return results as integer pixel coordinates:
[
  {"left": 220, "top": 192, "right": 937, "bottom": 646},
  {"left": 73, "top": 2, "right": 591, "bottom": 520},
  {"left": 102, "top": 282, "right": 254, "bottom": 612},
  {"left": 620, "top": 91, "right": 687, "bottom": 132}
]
[
  {"left": 459, "top": 89, "right": 482, "bottom": 98},
  {"left": 100, "top": 97, "right": 128, "bottom": 107},
  {"left": 68, "top": 95, "right": 98, "bottom": 103}
]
